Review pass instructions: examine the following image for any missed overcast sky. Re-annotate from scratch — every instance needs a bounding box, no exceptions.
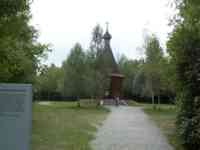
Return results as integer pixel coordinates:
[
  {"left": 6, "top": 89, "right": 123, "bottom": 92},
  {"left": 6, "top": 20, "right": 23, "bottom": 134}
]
[{"left": 31, "top": 0, "right": 175, "bottom": 66}]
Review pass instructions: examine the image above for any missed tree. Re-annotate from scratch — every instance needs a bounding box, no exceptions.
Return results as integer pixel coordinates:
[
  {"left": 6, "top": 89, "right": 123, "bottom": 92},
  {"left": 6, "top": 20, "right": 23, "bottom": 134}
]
[
  {"left": 118, "top": 55, "right": 141, "bottom": 98},
  {"left": 133, "top": 63, "right": 146, "bottom": 98},
  {"left": 0, "top": 0, "right": 49, "bottom": 83},
  {"left": 0, "top": 0, "right": 28, "bottom": 18},
  {"left": 88, "top": 24, "right": 105, "bottom": 100},
  {"left": 167, "top": 0, "right": 200, "bottom": 149},
  {"left": 35, "top": 64, "right": 63, "bottom": 100},
  {"left": 89, "top": 24, "right": 104, "bottom": 59},
  {"left": 143, "top": 34, "right": 164, "bottom": 105},
  {"left": 62, "top": 43, "right": 87, "bottom": 98},
  {"left": 159, "top": 56, "right": 176, "bottom": 102}
]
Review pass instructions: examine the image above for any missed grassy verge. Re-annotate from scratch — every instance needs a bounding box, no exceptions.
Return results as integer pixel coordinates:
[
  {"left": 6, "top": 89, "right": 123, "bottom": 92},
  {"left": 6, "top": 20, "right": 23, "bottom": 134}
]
[
  {"left": 127, "top": 100, "right": 140, "bottom": 106},
  {"left": 143, "top": 104, "right": 184, "bottom": 150},
  {"left": 32, "top": 102, "right": 109, "bottom": 150}
]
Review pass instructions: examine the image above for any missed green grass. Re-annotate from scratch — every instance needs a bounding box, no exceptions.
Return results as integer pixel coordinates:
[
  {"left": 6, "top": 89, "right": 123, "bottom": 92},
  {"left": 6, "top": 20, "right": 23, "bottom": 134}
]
[
  {"left": 127, "top": 100, "right": 140, "bottom": 106},
  {"left": 32, "top": 102, "right": 109, "bottom": 150},
  {"left": 143, "top": 104, "right": 184, "bottom": 150}
]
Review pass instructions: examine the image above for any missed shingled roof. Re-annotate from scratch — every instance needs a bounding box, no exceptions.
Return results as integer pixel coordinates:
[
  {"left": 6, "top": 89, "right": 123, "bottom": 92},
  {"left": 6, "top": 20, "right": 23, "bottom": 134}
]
[{"left": 98, "top": 30, "right": 119, "bottom": 75}]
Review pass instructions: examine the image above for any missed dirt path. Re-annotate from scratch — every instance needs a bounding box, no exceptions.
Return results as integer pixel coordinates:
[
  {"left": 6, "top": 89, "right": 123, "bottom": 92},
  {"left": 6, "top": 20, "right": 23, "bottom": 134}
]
[{"left": 91, "top": 106, "right": 173, "bottom": 150}]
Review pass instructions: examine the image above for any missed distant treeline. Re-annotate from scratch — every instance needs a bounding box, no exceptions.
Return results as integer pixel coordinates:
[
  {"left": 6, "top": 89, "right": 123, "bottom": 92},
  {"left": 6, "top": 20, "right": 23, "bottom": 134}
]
[
  {"left": 2, "top": 0, "right": 200, "bottom": 148},
  {"left": 34, "top": 93, "right": 174, "bottom": 104},
  {"left": 33, "top": 25, "right": 176, "bottom": 104}
]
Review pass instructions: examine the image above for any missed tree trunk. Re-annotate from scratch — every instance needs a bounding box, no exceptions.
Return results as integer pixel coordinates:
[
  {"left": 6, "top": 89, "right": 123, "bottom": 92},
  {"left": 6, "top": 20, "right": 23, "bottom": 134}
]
[
  {"left": 77, "top": 96, "right": 81, "bottom": 107},
  {"left": 48, "top": 91, "right": 50, "bottom": 101},
  {"left": 151, "top": 91, "right": 155, "bottom": 105},
  {"left": 158, "top": 94, "right": 160, "bottom": 105}
]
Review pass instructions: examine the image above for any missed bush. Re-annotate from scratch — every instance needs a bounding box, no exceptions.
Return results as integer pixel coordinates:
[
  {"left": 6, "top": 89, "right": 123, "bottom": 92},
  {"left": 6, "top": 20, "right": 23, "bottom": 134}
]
[{"left": 176, "top": 91, "right": 200, "bottom": 150}]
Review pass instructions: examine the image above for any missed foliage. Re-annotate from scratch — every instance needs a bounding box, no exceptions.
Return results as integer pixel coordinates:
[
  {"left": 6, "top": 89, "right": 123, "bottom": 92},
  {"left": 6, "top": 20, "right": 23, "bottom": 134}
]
[
  {"left": 133, "top": 35, "right": 165, "bottom": 104},
  {"left": 167, "top": 0, "right": 200, "bottom": 149},
  {"left": 133, "top": 64, "right": 146, "bottom": 97},
  {"left": 118, "top": 55, "right": 141, "bottom": 98},
  {"left": 143, "top": 35, "right": 163, "bottom": 101},
  {"left": 89, "top": 24, "right": 104, "bottom": 58},
  {"left": 34, "top": 25, "right": 105, "bottom": 100},
  {"left": 62, "top": 43, "right": 87, "bottom": 97},
  {"left": 35, "top": 64, "right": 63, "bottom": 99},
  {"left": 159, "top": 57, "right": 176, "bottom": 100},
  {"left": 0, "top": 0, "right": 28, "bottom": 17},
  {"left": 88, "top": 24, "right": 105, "bottom": 99},
  {"left": 33, "top": 25, "right": 175, "bottom": 103},
  {"left": 0, "top": 0, "right": 49, "bottom": 83}
]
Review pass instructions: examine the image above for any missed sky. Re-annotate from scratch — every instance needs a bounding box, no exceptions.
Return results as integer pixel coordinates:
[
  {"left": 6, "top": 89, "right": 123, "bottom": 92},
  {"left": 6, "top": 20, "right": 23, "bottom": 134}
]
[{"left": 31, "top": 0, "right": 175, "bottom": 66}]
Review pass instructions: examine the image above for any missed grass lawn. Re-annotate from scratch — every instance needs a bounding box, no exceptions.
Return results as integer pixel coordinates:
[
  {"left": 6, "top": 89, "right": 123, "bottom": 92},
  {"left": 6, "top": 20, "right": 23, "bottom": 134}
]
[
  {"left": 143, "top": 104, "right": 184, "bottom": 150},
  {"left": 31, "top": 101, "right": 109, "bottom": 150}
]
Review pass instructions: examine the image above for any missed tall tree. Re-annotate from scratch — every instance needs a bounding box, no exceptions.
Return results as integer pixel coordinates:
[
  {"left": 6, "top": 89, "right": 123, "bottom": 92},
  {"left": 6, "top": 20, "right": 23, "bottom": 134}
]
[
  {"left": 89, "top": 24, "right": 104, "bottom": 59},
  {"left": 159, "top": 56, "right": 176, "bottom": 101},
  {"left": 133, "top": 63, "right": 146, "bottom": 98},
  {"left": 168, "top": 0, "right": 200, "bottom": 149},
  {"left": 88, "top": 24, "right": 105, "bottom": 100},
  {"left": 62, "top": 43, "right": 87, "bottom": 97},
  {"left": 0, "top": 0, "right": 49, "bottom": 83},
  {"left": 143, "top": 34, "right": 164, "bottom": 105},
  {"left": 118, "top": 55, "right": 141, "bottom": 98}
]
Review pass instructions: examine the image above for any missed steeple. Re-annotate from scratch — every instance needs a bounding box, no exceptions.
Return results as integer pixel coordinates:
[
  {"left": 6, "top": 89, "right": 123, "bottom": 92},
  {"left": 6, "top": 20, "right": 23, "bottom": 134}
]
[
  {"left": 98, "top": 23, "right": 124, "bottom": 99},
  {"left": 103, "top": 22, "right": 112, "bottom": 41},
  {"left": 99, "top": 23, "right": 119, "bottom": 74}
]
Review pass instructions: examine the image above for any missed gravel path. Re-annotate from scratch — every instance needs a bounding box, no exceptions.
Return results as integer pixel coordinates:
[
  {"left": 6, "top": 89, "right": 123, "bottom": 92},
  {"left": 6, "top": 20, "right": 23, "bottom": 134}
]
[{"left": 91, "top": 106, "right": 173, "bottom": 150}]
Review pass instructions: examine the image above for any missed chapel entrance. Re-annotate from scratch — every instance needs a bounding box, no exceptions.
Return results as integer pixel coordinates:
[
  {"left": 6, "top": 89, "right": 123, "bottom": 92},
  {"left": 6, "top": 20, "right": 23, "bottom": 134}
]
[{"left": 99, "top": 24, "right": 124, "bottom": 103}]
